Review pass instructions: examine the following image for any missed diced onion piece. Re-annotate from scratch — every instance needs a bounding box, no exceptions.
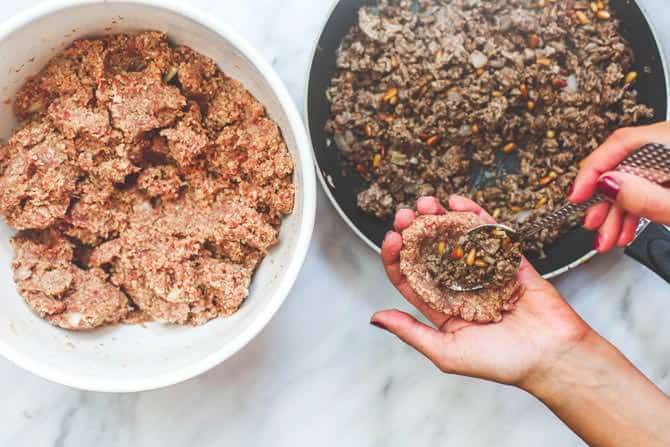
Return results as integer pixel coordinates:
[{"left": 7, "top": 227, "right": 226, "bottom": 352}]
[
  {"left": 334, "top": 132, "right": 354, "bottom": 153},
  {"left": 470, "top": 51, "right": 488, "bottom": 69},
  {"left": 566, "top": 74, "right": 579, "bottom": 93}
]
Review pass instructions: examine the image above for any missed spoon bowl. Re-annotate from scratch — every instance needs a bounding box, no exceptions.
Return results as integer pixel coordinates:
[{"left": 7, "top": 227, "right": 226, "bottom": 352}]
[{"left": 446, "top": 224, "right": 522, "bottom": 293}]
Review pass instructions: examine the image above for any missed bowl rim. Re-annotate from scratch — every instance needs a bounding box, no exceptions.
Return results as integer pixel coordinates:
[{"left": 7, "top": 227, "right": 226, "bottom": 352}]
[{"left": 0, "top": 0, "right": 316, "bottom": 393}]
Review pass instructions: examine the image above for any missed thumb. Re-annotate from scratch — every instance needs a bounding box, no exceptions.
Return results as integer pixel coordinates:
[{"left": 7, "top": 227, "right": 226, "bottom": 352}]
[
  {"left": 596, "top": 172, "right": 670, "bottom": 225},
  {"left": 371, "top": 310, "right": 447, "bottom": 367},
  {"left": 517, "top": 257, "right": 551, "bottom": 292}
]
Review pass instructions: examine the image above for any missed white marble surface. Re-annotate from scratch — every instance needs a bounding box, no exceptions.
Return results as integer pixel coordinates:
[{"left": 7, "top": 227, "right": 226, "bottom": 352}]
[{"left": 1, "top": 0, "right": 670, "bottom": 445}]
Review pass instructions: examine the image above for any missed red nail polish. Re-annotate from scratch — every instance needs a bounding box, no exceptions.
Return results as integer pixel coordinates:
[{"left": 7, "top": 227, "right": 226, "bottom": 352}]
[
  {"left": 384, "top": 231, "right": 393, "bottom": 242},
  {"left": 596, "top": 176, "right": 621, "bottom": 200},
  {"left": 371, "top": 320, "right": 389, "bottom": 332},
  {"left": 594, "top": 234, "right": 601, "bottom": 251}
]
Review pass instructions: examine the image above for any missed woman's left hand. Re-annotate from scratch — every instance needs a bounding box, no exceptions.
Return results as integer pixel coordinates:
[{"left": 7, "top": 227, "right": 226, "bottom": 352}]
[
  {"left": 373, "top": 195, "right": 670, "bottom": 447},
  {"left": 372, "top": 195, "right": 591, "bottom": 388}
]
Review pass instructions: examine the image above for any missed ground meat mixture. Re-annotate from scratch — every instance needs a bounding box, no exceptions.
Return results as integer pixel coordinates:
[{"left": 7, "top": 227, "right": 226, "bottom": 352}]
[
  {"left": 400, "top": 213, "right": 522, "bottom": 323},
  {"left": 326, "top": 0, "right": 654, "bottom": 257},
  {"left": 425, "top": 225, "right": 522, "bottom": 290},
  {"left": 11, "top": 230, "right": 130, "bottom": 330},
  {"left": 0, "top": 32, "right": 294, "bottom": 330}
]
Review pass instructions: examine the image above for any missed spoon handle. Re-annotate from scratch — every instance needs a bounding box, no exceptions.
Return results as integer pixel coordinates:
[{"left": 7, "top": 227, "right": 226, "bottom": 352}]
[
  {"left": 520, "top": 143, "right": 670, "bottom": 240},
  {"left": 520, "top": 194, "right": 604, "bottom": 239},
  {"left": 618, "top": 142, "right": 670, "bottom": 185}
]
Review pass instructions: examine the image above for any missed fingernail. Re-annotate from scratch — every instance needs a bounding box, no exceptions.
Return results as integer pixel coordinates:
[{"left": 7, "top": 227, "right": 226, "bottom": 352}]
[
  {"left": 383, "top": 231, "right": 393, "bottom": 242},
  {"left": 596, "top": 176, "right": 620, "bottom": 200},
  {"left": 594, "top": 233, "right": 601, "bottom": 251},
  {"left": 370, "top": 320, "right": 389, "bottom": 332}
]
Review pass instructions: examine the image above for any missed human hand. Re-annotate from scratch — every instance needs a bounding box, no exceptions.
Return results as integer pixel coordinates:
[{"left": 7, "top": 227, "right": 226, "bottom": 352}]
[
  {"left": 569, "top": 122, "right": 670, "bottom": 253},
  {"left": 371, "top": 195, "right": 591, "bottom": 389}
]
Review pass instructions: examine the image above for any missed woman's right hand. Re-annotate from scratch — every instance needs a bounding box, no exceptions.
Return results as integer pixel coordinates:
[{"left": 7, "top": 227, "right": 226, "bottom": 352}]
[{"left": 569, "top": 121, "right": 670, "bottom": 252}]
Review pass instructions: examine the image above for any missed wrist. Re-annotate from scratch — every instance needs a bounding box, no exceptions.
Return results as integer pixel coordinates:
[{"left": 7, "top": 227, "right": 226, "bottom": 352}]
[
  {"left": 518, "top": 323, "right": 670, "bottom": 447},
  {"left": 518, "top": 325, "right": 603, "bottom": 400}
]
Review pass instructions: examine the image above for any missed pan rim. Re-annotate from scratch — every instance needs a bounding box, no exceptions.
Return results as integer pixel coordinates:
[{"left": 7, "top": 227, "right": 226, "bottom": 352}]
[{"left": 305, "top": 0, "right": 670, "bottom": 280}]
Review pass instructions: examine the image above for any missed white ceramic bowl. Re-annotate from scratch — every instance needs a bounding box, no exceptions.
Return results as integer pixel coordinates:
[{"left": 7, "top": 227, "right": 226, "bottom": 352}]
[{"left": 0, "top": 0, "right": 316, "bottom": 392}]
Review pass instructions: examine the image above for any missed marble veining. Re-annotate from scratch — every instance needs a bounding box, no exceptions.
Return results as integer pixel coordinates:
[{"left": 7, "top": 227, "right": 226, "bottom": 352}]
[{"left": 1, "top": 0, "right": 669, "bottom": 446}]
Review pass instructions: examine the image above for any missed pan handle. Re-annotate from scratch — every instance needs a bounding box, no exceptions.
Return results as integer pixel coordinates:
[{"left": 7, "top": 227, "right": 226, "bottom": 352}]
[{"left": 625, "top": 223, "right": 670, "bottom": 285}]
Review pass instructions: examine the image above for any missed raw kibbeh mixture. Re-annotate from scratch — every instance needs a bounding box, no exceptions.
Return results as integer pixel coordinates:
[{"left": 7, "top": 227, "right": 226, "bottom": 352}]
[
  {"left": 400, "top": 213, "right": 522, "bottom": 323},
  {"left": 326, "top": 0, "right": 654, "bottom": 257},
  {"left": 0, "top": 32, "right": 295, "bottom": 330}
]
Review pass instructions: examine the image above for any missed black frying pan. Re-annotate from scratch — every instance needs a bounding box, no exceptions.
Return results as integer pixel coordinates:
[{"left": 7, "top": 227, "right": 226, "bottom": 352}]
[{"left": 307, "top": 0, "right": 670, "bottom": 281}]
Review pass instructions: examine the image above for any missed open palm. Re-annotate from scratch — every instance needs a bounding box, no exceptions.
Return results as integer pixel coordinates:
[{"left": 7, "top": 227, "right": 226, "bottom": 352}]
[{"left": 373, "top": 195, "right": 591, "bottom": 387}]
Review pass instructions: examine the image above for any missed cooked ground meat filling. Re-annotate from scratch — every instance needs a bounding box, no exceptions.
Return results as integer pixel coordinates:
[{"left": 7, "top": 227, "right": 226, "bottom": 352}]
[
  {"left": 0, "top": 32, "right": 294, "bottom": 330},
  {"left": 424, "top": 226, "right": 522, "bottom": 290},
  {"left": 400, "top": 213, "right": 522, "bottom": 323},
  {"left": 325, "top": 0, "right": 654, "bottom": 257}
]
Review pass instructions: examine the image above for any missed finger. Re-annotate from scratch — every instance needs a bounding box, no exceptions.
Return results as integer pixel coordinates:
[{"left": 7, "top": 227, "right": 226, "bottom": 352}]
[
  {"left": 381, "top": 232, "right": 451, "bottom": 326},
  {"left": 517, "top": 257, "right": 549, "bottom": 292},
  {"left": 594, "top": 204, "right": 625, "bottom": 253},
  {"left": 582, "top": 202, "right": 610, "bottom": 231},
  {"left": 380, "top": 232, "right": 414, "bottom": 292},
  {"left": 371, "top": 310, "right": 448, "bottom": 366},
  {"left": 448, "top": 195, "right": 495, "bottom": 223},
  {"left": 570, "top": 122, "right": 670, "bottom": 203},
  {"left": 417, "top": 196, "right": 447, "bottom": 216},
  {"left": 384, "top": 262, "right": 452, "bottom": 326},
  {"left": 441, "top": 317, "right": 482, "bottom": 333},
  {"left": 394, "top": 208, "right": 416, "bottom": 232},
  {"left": 618, "top": 214, "right": 640, "bottom": 247},
  {"left": 595, "top": 172, "right": 670, "bottom": 225},
  {"left": 381, "top": 231, "right": 403, "bottom": 279}
]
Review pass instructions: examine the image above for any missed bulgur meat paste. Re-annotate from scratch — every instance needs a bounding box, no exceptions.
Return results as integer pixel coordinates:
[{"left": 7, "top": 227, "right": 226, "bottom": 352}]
[
  {"left": 326, "top": 0, "right": 654, "bottom": 257},
  {"left": 0, "top": 32, "right": 295, "bottom": 330},
  {"left": 400, "top": 213, "right": 522, "bottom": 323},
  {"left": 12, "top": 230, "right": 131, "bottom": 331}
]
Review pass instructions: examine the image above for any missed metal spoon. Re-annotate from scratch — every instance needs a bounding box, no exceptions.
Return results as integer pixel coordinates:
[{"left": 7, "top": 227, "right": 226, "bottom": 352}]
[
  {"left": 447, "top": 142, "right": 670, "bottom": 292},
  {"left": 450, "top": 196, "right": 602, "bottom": 292}
]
